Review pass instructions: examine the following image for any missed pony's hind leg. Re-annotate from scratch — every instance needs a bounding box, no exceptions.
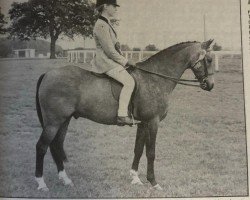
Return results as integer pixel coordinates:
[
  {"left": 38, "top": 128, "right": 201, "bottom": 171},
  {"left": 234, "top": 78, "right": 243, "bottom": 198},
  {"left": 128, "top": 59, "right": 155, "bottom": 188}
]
[
  {"left": 35, "top": 124, "right": 61, "bottom": 191},
  {"left": 50, "top": 118, "right": 74, "bottom": 187},
  {"left": 130, "top": 123, "right": 146, "bottom": 185}
]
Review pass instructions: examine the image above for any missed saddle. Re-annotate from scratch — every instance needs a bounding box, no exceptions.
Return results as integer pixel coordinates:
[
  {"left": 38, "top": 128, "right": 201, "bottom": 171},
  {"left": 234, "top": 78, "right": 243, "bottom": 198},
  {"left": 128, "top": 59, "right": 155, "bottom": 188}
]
[{"left": 91, "top": 67, "right": 138, "bottom": 118}]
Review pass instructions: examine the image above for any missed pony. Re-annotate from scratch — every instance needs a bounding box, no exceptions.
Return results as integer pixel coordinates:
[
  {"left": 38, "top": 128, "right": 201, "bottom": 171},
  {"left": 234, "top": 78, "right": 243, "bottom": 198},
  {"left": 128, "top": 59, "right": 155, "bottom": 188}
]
[{"left": 35, "top": 40, "right": 214, "bottom": 191}]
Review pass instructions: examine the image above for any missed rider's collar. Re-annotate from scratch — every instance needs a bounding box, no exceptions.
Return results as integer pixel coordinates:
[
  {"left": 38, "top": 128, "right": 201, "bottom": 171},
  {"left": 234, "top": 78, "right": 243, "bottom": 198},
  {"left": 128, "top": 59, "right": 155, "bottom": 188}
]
[
  {"left": 100, "top": 15, "right": 111, "bottom": 24},
  {"left": 99, "top": 15, "right": 117, "bottom": 37}
]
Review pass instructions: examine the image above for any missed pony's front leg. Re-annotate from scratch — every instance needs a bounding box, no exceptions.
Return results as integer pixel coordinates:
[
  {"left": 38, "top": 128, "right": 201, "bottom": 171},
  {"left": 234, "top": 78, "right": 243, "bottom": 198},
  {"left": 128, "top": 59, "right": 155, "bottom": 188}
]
[
  {"left": 145, "top": 117, "right": 163, "bottom": 191},
  {"left": 130, "top": 123, "right": 146, "bottom": 185}
]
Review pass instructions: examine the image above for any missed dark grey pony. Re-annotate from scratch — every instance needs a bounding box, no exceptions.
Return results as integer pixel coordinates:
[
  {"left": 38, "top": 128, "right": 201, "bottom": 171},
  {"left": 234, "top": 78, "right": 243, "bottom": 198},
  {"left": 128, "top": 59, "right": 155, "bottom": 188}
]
[{"left": 35, "top": 40, "right": 214, "bottom": 191}]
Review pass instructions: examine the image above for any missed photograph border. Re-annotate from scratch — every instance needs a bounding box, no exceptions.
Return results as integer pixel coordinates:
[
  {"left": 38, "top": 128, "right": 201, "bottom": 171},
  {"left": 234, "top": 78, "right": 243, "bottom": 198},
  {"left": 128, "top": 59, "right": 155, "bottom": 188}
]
[{"left": 0, "top": 0, "right": 250, "bottom": 199}]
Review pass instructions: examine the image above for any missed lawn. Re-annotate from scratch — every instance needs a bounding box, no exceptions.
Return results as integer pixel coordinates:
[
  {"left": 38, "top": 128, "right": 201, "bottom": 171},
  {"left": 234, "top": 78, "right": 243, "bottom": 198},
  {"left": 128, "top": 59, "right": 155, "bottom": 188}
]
[{"left": 0, "top": 57, "right": 247, "bottom": 198}]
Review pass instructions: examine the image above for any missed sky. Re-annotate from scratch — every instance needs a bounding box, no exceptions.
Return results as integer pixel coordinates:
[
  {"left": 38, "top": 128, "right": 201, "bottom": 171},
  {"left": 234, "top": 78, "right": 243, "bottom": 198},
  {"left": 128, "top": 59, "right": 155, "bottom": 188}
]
[{"left": 0, "top": 0, "right": 242, "bottom": 50}]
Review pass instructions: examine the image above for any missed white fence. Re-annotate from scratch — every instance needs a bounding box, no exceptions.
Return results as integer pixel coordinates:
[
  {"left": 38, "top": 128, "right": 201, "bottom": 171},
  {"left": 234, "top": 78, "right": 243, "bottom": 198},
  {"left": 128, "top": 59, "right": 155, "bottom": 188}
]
[
  {"left": 67, "top": 50, "right": 158, "bottom": 64},
  {"left": 212, "top": 51, "right": 242, "bottom": 71},
  {"left": 67, "top": 49, "right": 242, "bottom": 72}
]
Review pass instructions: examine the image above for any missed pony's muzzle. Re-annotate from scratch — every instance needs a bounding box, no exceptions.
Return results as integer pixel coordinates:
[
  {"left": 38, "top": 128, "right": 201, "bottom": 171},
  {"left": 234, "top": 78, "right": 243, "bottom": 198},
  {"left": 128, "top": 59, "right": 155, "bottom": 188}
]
[{"left": 201, "top": 77, "right": 214, "bottom": 91}]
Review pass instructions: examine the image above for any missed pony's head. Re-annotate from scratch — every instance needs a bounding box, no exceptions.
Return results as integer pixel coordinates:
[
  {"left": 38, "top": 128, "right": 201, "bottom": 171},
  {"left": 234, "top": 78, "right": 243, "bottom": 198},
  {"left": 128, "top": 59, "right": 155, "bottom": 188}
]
[{"left": 188, "top": 39, "right": 214, "bottom": 91}]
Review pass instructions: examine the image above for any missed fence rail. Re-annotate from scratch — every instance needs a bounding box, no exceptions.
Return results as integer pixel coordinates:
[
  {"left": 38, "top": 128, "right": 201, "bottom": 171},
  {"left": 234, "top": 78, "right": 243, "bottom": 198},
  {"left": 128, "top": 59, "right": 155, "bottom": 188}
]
[
  {"left": 67, "top": 49, "right": 242, "bottom": 72},
  {"left": 67, "top": 50, "right": 158, "bottom": 64},
  {"left": 212, "top": 51, "right": 241, "bottom": 71}
]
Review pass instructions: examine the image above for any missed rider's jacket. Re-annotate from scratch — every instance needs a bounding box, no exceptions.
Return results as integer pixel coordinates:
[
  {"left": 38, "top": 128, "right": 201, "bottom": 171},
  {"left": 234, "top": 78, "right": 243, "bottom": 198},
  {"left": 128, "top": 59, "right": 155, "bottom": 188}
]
[{"left": 91, "top": 16, "right": 128, "bottom": 73}]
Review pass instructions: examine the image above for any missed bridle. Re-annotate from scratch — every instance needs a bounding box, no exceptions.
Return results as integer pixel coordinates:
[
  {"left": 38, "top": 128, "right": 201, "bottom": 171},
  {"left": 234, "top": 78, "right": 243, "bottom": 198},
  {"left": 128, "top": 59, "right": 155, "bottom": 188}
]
[
  {"left": 134, "top": 52, "right": 213, "bottom": 88},
  {"left": 190, "top": 56, "right": 214, "bottom": 86}
]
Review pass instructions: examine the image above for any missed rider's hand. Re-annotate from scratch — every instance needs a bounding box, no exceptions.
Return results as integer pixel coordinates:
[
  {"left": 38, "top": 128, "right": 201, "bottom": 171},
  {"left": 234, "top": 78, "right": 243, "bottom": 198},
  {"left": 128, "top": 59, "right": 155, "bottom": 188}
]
[{"left": 126, "top": 59, "right": 136, "bottom": 67}]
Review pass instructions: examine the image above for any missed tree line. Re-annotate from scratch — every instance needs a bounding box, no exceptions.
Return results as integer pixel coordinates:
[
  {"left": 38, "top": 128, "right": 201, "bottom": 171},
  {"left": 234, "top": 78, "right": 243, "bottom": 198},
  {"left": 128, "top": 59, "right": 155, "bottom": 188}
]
[{"left": 0, "top": 0, "right": 222, "bottom": 59}]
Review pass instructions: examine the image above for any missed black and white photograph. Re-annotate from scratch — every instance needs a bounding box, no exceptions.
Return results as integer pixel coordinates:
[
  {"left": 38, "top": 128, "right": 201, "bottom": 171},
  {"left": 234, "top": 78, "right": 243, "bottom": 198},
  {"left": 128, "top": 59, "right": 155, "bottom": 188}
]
[{"left": 0, "top": 0, "right": 249, "bottom": 198}]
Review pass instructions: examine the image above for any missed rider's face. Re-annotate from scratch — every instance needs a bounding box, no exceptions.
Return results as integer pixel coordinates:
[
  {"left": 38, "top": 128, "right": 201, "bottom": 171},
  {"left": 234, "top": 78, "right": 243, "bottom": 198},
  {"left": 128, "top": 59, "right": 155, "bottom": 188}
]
[{"left": 105, "top": 4, "right": 117, "bottom": 18}]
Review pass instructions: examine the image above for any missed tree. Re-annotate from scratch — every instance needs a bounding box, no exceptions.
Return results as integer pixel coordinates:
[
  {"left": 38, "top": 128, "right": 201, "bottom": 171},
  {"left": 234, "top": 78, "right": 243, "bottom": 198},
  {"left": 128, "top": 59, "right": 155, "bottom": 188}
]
[
  {"left": 0, "top": 11, "right": 7, "bottom": 35},
  {"left": 212, "top": 43, "right": 222, "bottom": 51},
  {"left": 144, "top": 44, "right": 158, "bottom": 51},
  {"left": 8, "top": 0, "right": 96, "bottom": 59},
  {"left": 133, "top": 47, "right": 141, "bottom": 51}
]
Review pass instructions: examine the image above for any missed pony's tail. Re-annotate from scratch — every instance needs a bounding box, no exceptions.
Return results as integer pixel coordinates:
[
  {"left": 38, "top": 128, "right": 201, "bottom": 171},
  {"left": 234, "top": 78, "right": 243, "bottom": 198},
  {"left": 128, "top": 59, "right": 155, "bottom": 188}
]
[{"left": 36, "top": 73, "right": 45, "bottom": 128}]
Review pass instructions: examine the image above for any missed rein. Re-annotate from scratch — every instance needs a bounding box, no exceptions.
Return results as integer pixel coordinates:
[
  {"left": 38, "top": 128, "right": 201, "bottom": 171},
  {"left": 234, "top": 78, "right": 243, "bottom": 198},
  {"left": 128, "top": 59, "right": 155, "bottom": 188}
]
[{"left": 135, "top": 67, "right": 201, "bottom": 87}]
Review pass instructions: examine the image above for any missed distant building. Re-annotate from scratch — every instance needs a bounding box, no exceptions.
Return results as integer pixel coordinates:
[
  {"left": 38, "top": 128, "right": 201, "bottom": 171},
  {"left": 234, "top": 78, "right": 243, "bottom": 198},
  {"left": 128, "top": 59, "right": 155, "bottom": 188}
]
[{"left": 13, "top": 49, "right": 35, "bottom": 58}]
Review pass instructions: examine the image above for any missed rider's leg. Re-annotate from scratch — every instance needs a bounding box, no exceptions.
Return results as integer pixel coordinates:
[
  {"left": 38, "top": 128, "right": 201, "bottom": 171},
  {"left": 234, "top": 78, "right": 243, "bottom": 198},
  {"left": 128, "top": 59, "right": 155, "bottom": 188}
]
[{"left": 106, "top": 65, "right": 135, "bottom": 117}]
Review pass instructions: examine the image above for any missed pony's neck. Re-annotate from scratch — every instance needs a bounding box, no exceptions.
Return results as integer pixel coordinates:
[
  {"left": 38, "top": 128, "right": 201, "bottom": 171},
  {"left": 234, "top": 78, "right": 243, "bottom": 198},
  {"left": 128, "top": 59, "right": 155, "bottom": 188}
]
[{"left": 138, "top": 43, "right": 197, "bottom": 79}]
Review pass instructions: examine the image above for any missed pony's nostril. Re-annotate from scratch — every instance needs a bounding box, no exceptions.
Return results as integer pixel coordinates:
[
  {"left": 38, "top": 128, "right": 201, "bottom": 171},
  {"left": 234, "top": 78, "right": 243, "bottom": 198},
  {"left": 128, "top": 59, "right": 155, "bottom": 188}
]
[{"left": 200, "top": 79, "right": 214, "bottom": 91}]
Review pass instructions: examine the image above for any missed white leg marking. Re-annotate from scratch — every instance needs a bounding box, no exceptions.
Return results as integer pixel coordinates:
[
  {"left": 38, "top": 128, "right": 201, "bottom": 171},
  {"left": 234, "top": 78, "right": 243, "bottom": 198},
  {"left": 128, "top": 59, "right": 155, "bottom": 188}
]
[
  {"left": 130, "top": 169, "right": 143, "bottom": 185},
  {"left": 35, "top": 177, "right": 49, "bottom": 191},
  {"left": 153, "top": 183, "right": 163, "bottom": 191},
  {"left": 58, "top": 170, "right": 74, "bottom": 187}
]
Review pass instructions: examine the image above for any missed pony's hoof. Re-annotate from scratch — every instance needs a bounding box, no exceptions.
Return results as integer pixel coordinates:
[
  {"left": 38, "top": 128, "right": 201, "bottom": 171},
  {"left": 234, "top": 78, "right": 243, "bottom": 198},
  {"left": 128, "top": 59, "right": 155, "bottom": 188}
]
[
  {"left": 131, "top": 178, "right": 143, "bottom": 185},
  {"left": 67, "top": 181, "right": 74, "bottom": 187},
  {"left": 130, "top": 169, "right": 143, "bottom": 185},
  {"left": 61, "top": 178, "right": 74, "bottom": 187},
  {"left": 153, "top": 184, "right": 163, "bottom": 191},
  {"left": 58, "top": 170, "right": 74, "bottom": 187},
  {"left": 38, "top": 186, "right": 49, "bottom": 192},
  {"left": 35, "top": 177, "right": 49, "bottom": 192}
]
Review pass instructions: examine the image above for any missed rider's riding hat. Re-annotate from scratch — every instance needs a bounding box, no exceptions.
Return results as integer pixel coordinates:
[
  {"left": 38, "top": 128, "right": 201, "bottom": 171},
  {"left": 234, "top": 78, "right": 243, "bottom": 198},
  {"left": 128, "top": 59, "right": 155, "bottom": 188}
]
[{"left": 96, "top": 0, "right": 120, "bottom": 8}]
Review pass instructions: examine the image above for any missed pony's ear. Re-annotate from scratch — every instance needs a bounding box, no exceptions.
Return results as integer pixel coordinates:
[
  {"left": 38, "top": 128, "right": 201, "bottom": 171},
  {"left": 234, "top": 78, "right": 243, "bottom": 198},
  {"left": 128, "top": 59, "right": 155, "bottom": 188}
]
[{"left": 201, "top": 39, "right": 214, "bottom": 50}]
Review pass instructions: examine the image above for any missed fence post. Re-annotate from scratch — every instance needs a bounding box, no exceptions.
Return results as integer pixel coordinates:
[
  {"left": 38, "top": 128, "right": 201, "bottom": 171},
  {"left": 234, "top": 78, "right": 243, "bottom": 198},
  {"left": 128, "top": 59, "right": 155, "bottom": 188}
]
[
  {"left": 84, "top": 51, "right": 87, "bottom": 63},
  {"left": 125, "top": 52, "right": 128, "bottom": 59},
  {"left": 211, "top": 52, "right": 219, "bottom": 72},
  {"left": 75, "top": 51, "right": 78, "bottom": 63},
  {"left": 67, "top": 52, "right": 70, "bottom": 62},
  {"left": 139, "top": 51, "right": 143, "bottom": 61},
  {"left": 77, "top": 51, "right": 80, "bottom": 63},
  {"left": 214, "top": 54, "right": 219, "bottom": 72}
]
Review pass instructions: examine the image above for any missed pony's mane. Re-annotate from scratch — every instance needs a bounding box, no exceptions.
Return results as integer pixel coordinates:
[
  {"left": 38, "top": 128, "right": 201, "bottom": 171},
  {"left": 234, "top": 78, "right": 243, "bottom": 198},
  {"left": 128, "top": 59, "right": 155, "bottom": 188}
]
[
  {"left": 140, "top": 41, "right": 200, "bottom": 63},
  {"left": 164, "top": 41, "right": 200, "bottom": 51}
]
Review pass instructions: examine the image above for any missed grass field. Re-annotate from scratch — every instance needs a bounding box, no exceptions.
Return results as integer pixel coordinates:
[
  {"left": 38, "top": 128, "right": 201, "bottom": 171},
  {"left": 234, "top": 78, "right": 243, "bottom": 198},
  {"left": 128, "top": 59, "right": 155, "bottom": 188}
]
[{"left": 0, "top": 57, "right": 248, "bottom": 198}]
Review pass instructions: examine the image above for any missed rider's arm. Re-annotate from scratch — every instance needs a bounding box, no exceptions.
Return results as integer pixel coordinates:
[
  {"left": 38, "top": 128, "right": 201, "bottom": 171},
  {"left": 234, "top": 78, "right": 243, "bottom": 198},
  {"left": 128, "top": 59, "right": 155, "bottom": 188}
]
[{"left": 94, "top": 23, "right": 128, "bottom": 66}]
